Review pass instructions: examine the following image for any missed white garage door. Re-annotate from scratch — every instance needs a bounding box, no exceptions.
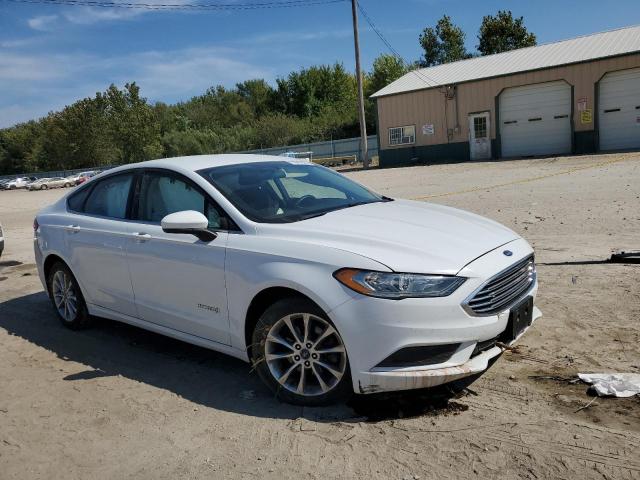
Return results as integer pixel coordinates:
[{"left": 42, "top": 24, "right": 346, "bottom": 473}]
[
  {"left": 599, "top": 67, "right": 640, "bottom": 151},
  {"left": 499, "top": 81, "right": 572, "bottom": 157}
]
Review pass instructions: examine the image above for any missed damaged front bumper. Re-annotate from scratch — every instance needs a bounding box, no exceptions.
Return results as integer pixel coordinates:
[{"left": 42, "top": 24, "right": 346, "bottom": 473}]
[{"left": 355, "top": 306, "right": 542, "bottom": 394}]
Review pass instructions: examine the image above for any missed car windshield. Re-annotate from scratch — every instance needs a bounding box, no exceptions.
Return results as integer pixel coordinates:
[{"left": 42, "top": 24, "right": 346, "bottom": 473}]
[{"left": 198, "top": 161, "right": 389, "bottom": 223}]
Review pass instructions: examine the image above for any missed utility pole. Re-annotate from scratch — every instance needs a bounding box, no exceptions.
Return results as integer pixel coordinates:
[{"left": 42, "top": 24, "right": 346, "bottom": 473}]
[{"left": 351, "top": 0, "right": 369, "bottom": 168}]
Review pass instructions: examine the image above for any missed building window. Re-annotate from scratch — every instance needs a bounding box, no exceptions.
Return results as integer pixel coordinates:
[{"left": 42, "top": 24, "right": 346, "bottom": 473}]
[
  {"left": 473, "top": 117, "right": 487, "bottom": 139},
  {"left": 389, "top": 125, "right": 415, "bottom": 146}
]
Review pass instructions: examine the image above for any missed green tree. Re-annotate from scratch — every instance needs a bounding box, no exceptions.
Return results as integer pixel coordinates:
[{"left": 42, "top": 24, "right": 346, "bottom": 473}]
[
  {"left": 477, "top": 10, "right": 536, "bottom": 55},
  {"left": 0, "top": 121, "right": 42, "bottom": 174},
  {"left": 275, "top": 64, "right": 357, "bottom": 118},
  {"left": 419, "top": 15, "right": 469, "bottom": 67},
  {"left": 366, "top": 54, "right": 408, "bottom": 96},
  {"left": 236, "top": 79, "right": 275, "bottom": 118},
  {"left": 102, "top": 83, "right": 162, "bottom": 164}
]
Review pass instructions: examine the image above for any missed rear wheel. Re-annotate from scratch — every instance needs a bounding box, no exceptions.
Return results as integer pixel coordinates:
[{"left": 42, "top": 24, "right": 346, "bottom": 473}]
[
  {"left": 251, "top": 297, "right": 352, "bottom": 406},
  {"left": 41, "top": 184, "right": 47, "bottom": 190},
  {"left": 47, "top": 261, "right": 92, "bottom": 329}
]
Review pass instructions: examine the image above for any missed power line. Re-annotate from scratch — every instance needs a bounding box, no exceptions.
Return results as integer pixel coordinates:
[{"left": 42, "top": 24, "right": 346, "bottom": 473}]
[
  {"left": 356, "top": 1, "right": 440, "bottom": 89},
  {"left": 0, "top": 0, "right": 346, "bottom": 10}
]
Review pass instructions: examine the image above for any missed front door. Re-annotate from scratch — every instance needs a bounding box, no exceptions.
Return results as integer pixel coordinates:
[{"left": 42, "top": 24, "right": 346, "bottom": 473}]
[
  {"left": 469, "top": 112, "right": 492, "bottom": 160},
  {"left": 125, "top": 170, "right": 231, "bottom": 345}
]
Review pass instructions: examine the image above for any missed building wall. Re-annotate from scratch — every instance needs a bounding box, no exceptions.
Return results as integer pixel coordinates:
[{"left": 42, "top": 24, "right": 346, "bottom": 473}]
[{"left": 376, "top": 53, "right": 640, "bottom": 166}]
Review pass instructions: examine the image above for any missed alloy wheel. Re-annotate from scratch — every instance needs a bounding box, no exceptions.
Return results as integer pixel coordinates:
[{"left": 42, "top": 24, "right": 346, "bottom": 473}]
[
  {"left": 265, "top": 313, "right": 347, "bottom": 396},
  {"left": 52, "top": 270, "right": 78, "bottom": 323}
]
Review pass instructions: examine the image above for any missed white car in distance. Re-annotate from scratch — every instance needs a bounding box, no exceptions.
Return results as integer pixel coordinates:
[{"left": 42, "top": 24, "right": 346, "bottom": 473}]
[
  {"left": 34, "top": 155, "right": 541, "bottom": 405},
  {"left": 5, "top": 177, "right": 31, "bottom": 189}
]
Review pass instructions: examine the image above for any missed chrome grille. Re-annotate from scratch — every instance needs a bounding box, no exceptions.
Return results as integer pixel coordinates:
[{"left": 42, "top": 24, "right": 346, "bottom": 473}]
[{"left": 464, "top": 255, "right": 536, "bottom": 316}]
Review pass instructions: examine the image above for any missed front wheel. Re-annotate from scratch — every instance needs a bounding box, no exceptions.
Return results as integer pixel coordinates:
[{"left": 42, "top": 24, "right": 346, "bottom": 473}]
[
  {"left": 47, "top": 261, "right": 92, "bottom": 329},
  {"left": 251, "top": 298, "right": 352, "bottom": 406},
  {"left": 41, "top": 185, "right": 47, "bottom": 190}
]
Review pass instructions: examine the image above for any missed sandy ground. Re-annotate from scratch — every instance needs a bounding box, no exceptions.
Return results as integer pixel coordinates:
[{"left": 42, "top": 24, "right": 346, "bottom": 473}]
[{"left": 0, "top": 153, "right": 639, "bottom": 479}]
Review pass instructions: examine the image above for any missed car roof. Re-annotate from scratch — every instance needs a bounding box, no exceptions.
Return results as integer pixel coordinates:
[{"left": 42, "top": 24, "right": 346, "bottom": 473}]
[{"left": 114, "top": 154, "right": 294, "bottom": 174}]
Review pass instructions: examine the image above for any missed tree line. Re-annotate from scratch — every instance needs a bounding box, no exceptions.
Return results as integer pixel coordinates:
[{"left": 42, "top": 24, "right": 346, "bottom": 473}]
[{"left": 0, "top": 10, "right": 535, "bottom": 174}]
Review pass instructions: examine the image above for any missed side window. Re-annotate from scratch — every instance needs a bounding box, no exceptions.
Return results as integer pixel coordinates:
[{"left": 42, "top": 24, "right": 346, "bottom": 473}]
[
  {"left": 83, "top": 174, "right": 133, "bottom": 219},
  {"left": 67, "top": 186, "right": 91, "bottom": 212},
  {"left": 137, "top": 173, "right": 222, "bottom": 229}
]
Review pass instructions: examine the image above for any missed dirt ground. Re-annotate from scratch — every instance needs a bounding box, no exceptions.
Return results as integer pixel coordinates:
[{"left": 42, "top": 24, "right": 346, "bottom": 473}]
[{"left": 0, "top": 152, "right": 639, "bottom": 479}]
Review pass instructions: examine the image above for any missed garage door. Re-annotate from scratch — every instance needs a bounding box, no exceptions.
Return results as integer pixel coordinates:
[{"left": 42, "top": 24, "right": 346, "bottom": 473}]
[
  {"left": 499, "top": 81, "right": 572, "bottom": 157},
  {"left": 599, "top": 67, "right": 640, "bottom": 151}
]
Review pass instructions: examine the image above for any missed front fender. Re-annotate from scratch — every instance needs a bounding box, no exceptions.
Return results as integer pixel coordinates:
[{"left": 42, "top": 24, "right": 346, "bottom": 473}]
[{"left": 224, "top": 234, "right": 387, "bottom": 351}]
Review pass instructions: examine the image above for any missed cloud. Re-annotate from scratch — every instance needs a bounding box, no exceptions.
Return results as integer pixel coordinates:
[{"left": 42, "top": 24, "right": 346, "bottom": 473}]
[
  {"left": 27, "top": 14, "right": 59, "bottom": 31},
  {"left": 129, "top": 47, "right": 274, "bottom": 99},
  {"left": 62, "top": 6, "right": 146, "bottom": 25},
  {"left": 33, "top": 1, "right": 200, "bottom": 27},
  {"left": 0, "top": 45, "right": 274, "bottom": 128},
  {"left": 246, "top": 29, "right": 354, "bottom": 44},
  {"left": 0, "top": 51, "right": 85, "bottom": 81},
  {"left": 0, "top": 37, "right": 43, "bottom": 48}
]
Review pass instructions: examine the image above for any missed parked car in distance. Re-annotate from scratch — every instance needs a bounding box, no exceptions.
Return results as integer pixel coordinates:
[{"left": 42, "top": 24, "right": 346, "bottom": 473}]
[
  {"left": 4, "top": 177, "right": 31, "bottom": 189},
  {"left": 76, "top": 171, "right": 99, "bottom": 185},
  {"left": 0, "top": 179, "right": 9, "bottom": 190},
  {"left": 34, "top": 154, "right": 541, "bottom": 406},
  {"left": 65, "top": 173, "right": 81, "bottom": 185},
  {"left": 26, "top": 178, "right": 47, "bottom": 189},
  {"left": 28, "top": 177, "right": 72, "bottom": 191},
  {"left": 0, "top": 221, "right": 4, "bottom": 258}
]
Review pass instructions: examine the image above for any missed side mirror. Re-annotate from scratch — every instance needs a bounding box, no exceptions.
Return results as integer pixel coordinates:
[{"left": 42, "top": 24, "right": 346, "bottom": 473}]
[{"left": 161, "top": 210, "right": 217, "bottom": 242}]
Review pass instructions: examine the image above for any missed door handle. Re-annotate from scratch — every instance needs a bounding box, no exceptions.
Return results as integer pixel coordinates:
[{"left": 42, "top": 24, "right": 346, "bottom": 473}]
[
  {"left": 65, "top": 224, "right": 81, "bottom": 233},
  {"left": 133, "top": 232, "right": 151, "bottom": 243}
]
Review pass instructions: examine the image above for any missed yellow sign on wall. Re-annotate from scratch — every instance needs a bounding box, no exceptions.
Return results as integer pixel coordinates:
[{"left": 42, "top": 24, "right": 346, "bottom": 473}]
[{"left": 581, "top": 109, "right": 593, "bottom": 124}]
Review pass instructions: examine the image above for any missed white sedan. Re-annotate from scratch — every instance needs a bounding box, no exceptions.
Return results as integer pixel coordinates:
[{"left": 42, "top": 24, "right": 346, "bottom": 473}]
[{"left": 34, "top": 155, "right": 541, "bottom": 405}]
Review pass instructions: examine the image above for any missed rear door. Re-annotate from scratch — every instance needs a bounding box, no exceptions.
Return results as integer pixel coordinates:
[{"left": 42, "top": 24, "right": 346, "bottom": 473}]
[
  {"left": 125, "top": 170, "right": 231, "bottom": 344},
  {"left": 65, "top": 172, "right": 137, "bottom": 317}
]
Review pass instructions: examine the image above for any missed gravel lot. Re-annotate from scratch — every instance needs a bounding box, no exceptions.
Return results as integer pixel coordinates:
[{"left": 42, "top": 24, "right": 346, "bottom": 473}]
[{"left": 1, "top": 153, "right": 639, "bottom": 479}]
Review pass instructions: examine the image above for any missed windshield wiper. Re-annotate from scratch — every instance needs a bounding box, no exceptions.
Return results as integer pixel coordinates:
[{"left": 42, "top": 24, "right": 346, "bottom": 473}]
[
  {"left": 291, "top": 198, "right": 390, "bottom": 222},
  {"left": 293, "top": 210, "right": 331, "bottom": 221}
]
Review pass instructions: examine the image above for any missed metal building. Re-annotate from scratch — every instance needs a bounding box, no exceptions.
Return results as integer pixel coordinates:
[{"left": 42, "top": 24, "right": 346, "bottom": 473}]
[{"left": 371, "top": 25, "right": 640, "bottom": 167}]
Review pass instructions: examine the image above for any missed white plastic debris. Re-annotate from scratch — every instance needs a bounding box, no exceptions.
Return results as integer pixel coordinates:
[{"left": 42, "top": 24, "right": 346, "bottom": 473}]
[{"left": 578, "top": 373, "right": 640, "bottom": 397}]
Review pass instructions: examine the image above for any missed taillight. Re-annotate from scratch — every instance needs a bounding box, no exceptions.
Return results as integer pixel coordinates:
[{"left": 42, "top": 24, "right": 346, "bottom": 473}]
[{"left": 33, "top": 217, "right": 39, "bottom": 232}]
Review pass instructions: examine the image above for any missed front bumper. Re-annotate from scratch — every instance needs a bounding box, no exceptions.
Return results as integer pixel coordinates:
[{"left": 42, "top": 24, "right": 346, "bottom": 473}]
[
  {"left": 356, "top": 306, "right": 541, "bottom": 393},
  {"left": 328, "top": 238, "right": 542, "bottom": 394}
]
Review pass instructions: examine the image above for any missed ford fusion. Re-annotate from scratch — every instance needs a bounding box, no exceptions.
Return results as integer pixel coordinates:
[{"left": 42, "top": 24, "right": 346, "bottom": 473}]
[{"left": 34, "top": 155, "right": 541, "bottom": 405}]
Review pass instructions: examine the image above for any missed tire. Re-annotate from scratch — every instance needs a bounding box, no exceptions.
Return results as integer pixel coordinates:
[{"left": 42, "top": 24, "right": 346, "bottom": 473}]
[
  {"left": 47, "top": 261, "right": 92, "bottom": 330},
  {"left": 64, "top": 183, "right": 71, "bottom": 188},
  {"left": 41, "top": 185, "right": 47, "bottom": 190},
  {"left": 251, "top": 297, "right": 352, "bottom": 406}
]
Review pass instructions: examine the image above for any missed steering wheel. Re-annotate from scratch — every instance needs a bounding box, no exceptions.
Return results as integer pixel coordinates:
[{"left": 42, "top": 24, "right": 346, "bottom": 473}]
[{"left": 294, "top": 195, "right": 316, "bottom": 208}]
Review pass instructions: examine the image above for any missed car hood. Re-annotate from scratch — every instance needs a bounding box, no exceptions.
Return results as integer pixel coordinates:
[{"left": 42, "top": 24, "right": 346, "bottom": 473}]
[{"left": 258, "top": 199, "right": 520, "bottom": 274}]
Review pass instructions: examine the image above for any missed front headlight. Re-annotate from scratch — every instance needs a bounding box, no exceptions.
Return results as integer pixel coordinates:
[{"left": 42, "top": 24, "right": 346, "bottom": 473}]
[{"left": 333, "top": 268, "right": 466, "bottom": 299}]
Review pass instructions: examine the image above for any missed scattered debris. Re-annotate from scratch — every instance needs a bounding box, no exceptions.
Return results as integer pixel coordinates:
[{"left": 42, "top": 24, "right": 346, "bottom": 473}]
[
  {"left": 529, "top": 375, "right": 580, "bottom": 384},
  {"left": 609, "top": 250, "right": 640, "bottom": 264},
  {"left": 578, "top": 373, "right": 640, "bottom": 397},
  {"left": 574, "top": 397, "right": 598, "bottom": 413}
]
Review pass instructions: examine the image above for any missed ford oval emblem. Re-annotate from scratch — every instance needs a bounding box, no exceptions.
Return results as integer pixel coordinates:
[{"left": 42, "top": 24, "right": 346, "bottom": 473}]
[{"left": 503, "top": 250, "right": 513, "bottom": 257}]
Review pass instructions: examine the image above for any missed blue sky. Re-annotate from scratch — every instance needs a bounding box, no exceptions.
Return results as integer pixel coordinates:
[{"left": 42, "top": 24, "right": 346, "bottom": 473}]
[{"left": 1, "top": 0, "right": 639, "bottom": 128}]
